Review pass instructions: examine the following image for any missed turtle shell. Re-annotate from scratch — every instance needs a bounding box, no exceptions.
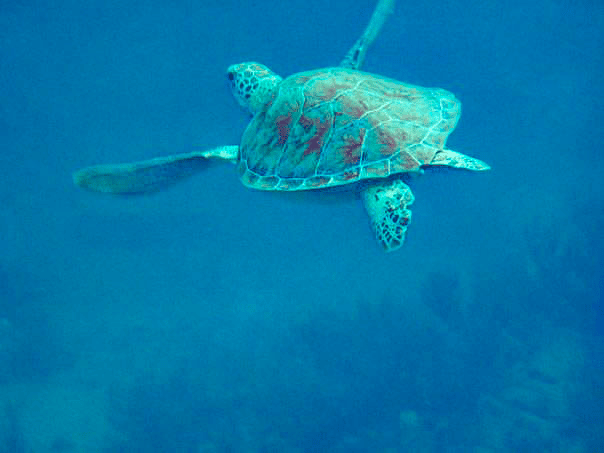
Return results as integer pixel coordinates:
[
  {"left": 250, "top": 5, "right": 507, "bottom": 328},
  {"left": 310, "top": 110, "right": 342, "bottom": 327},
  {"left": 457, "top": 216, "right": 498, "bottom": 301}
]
[{"left": 238, "top": 67, "right": 460, "bottom": 191}]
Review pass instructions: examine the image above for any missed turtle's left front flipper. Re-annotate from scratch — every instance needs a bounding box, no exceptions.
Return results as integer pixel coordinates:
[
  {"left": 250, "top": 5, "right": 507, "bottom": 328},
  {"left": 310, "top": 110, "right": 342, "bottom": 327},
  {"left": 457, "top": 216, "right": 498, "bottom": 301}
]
[
  {"left": 362, "top": 178, "right": 414, "bottom": 252},
  {"left": 73, "top": 145, "right": 238, "bottom": 194}
]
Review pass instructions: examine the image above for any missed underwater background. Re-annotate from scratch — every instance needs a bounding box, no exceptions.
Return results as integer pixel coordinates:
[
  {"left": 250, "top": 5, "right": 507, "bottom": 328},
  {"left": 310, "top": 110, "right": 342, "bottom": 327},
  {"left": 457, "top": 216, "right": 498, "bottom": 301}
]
[{"left": 1, "top": 0, "right": 603, "bottom": 451}]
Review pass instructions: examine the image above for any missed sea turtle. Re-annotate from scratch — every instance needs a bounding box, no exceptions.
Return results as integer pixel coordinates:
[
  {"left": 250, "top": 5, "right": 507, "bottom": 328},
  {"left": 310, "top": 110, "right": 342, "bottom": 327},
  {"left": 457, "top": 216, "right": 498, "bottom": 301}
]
[{"left": 73, "top": 0, "right": 490, "bottom": 252}]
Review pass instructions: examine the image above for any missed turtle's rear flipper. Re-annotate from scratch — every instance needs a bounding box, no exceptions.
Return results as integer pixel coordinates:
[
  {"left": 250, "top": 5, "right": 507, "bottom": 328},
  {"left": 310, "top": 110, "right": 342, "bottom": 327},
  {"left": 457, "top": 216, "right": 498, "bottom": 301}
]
[
  {"left": 362, "top": 178, "right": 414, "bottom": 252},
  {"left": 430, "top": 149, "right": 491, "bottom": 171},
  {"left": 73, "top": 146, "right": 238, "bottom": 194}
]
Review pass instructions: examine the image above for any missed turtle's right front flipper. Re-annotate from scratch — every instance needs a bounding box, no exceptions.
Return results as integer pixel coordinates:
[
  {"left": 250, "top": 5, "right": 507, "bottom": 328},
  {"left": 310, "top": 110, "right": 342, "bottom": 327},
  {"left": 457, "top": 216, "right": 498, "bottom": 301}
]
[{"left": 73, "top": 145, "right": 238, "bottom": 194}]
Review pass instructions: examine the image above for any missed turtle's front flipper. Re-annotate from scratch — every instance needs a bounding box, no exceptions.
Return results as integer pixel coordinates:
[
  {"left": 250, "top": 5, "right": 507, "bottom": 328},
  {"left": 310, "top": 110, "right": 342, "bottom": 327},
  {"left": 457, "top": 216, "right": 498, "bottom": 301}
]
[
  {"left": 430, "top": 149, "right": 491, "bottom": 171},
  {"left": 340, "top": 0, "right": 396, "bottom": 70},
  {"left": 73, "top": 145, "right": 239, "bottom": 194},
  {"left": 361, "top": 178, "right": 414, "bottom": 252}
]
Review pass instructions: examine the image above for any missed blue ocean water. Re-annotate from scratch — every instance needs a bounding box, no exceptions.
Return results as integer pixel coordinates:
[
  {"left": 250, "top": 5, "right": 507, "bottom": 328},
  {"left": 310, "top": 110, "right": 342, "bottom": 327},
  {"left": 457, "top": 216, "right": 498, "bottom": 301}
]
[{"left": 1, "top": 0, "right": 603, "bottom": 451}]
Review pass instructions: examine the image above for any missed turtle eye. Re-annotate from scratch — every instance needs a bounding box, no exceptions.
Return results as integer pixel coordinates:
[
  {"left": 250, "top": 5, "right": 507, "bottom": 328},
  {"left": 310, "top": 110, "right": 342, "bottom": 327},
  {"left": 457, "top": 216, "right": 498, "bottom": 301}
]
[{"left": 227, "top": 72, "right": 235, "bottom": 81}]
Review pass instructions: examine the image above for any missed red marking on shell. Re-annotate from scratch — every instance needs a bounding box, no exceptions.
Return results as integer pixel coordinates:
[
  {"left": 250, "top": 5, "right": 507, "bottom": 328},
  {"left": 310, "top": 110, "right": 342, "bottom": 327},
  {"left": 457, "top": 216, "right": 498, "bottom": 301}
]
[
  {"left": 320, "top": 81, "right": 355, "bottom": 102},
  {"left": 269, "top": 95, "right": 302, "bottom": 145},
  {"left": 275, "top": 113, "right": 293, "bottom": 146},
  {"left": 390, "top": 126, "right": 408, "bottom": 142},
  {"left": 333, "top": 170, "right": 360, "bottom": 184},
  {"left": 302, "top": 115, "right": 331, "bottom": 157},
  {"left": 391, "top": 150, "right": 421, "bottom": 171},
  {"left": 377, "top": 129, "right": 397, "bottom": 156},
  {"left": 341, "top": 128, "right": 365, "bottom": 165},
  {"left": 337, "top": 96, "right": 369, "bottom": 120},
  {"left": 274, "top": 106, "right": 332, "bottom": 178},
  {"left": 332, "top": 109, "right": 356, "bottom": 130},
  {"left": 298, "top": 114, "right": 314, "bottom": 131}
]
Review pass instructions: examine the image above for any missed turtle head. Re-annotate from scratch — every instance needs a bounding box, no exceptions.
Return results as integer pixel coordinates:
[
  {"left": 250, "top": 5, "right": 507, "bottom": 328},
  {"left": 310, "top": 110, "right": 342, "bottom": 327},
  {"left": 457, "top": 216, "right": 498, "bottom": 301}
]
[{"left": 227, "top": 62, "right": 282, "bottom": 115}]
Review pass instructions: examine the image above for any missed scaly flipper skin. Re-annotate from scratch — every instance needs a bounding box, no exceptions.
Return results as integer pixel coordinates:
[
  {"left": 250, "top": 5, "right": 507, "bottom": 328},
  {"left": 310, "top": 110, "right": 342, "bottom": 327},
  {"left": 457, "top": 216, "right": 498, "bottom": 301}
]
[
  {"left": 340, "top": 0, "right": 396, "bottom": 70},
  {"left": 430, "top": 149, "right": 491, "bottom": 171},
  {"left": 73, "top": 146, "right": 238, "bottom": 194},
  {"left": 362, "top": 179, "right": 414, "bottom": 252}
]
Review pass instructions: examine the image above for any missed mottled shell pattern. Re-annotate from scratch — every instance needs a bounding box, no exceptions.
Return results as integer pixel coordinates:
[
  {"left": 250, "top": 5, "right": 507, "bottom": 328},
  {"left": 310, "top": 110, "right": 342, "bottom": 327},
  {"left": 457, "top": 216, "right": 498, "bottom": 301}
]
[{"left": 237, "top": 67, "right": 461, "bottom": 191}]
